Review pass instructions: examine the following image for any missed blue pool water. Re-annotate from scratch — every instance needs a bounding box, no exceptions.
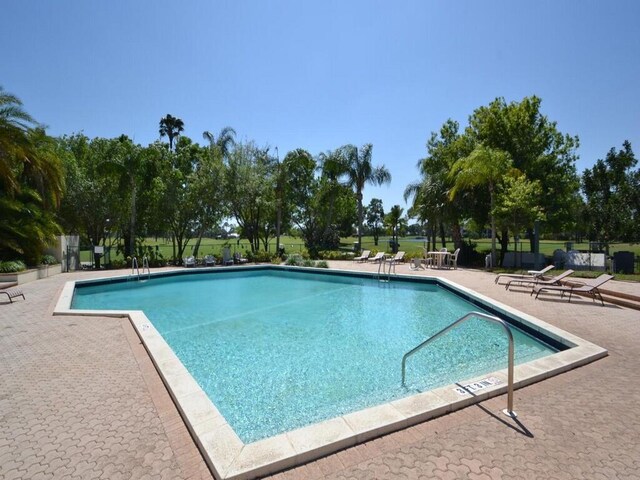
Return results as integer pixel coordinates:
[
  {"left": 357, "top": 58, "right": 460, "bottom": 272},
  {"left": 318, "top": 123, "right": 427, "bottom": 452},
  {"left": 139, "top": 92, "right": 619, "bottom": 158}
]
[{"left": 72, "top": 269, "right": 558, "bottom": 443}]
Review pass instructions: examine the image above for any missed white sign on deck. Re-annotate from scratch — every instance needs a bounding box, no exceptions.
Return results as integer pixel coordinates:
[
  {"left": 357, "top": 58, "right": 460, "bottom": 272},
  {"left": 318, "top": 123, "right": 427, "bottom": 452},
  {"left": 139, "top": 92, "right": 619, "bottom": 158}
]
[{"left": 453, "top": 376, "right": 502, "bottom": 395}]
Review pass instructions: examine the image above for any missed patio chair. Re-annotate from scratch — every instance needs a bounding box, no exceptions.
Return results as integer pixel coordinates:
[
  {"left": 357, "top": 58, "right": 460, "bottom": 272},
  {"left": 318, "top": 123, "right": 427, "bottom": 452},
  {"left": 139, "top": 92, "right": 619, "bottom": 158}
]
[
  {"left": 184, "top": 256, "right": 196, "bottom": 267},
  {"left": 353, "top": 250, "right": 371, "bottom": 262},
  {"left": 532, "top": 274, "right": 614, "bottom": 306},
  {"left": 505, "top": 269, "right": 574, "bottom": 291},
  {"left": 0, "top": 288, "right": 25, "bottom": 303},
  {"left": 447, "top": 248, "right": 461, "bottom": 269},
  {"left": 221, "top": 247, "right": 234, "bottom": 266},
  {"left": 204, "top": 255, "right": 216, "bottom": 267},
  {"left": 369, "top": 252, "right": 385, "bottom": 263},
  {"left": 386, "top": 251, "right": 405, "bottom": 264},
  {"left": 410, "top": 257, "right": 424, "bottom": 270},
  {"left": 233, "top": 252, "right": 248, "bottom": 264},
  {"left": 495, "top": 265, "right": 555, "bottom": 284}
]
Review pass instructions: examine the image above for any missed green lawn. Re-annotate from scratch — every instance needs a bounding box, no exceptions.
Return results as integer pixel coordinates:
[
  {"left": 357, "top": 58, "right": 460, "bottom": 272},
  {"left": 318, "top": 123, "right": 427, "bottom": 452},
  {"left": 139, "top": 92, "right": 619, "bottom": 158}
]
[{"left": 83, "top": 235, "right": 639, "bottom": 281}]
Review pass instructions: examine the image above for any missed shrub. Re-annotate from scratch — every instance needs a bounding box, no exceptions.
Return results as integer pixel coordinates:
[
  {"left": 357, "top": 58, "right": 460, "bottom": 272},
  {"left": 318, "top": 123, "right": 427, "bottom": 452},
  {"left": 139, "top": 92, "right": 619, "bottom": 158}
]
[
  {"left": 40, "top": 254, "right": 58, "bottom": 265},
  {"left": 318, "top": 250, "right": 352, "bottom": 260},
  {"left": 314, "top": 260, "right": 329, "bottom": 268},
  {"left": 302, "top": 259, "right": 315, "bottom": 267},
  {"left": 246, "top": 250, "right": 276, "bottom": 263},
  {"left": 285, "top": 254, "right": 303, "bottom": 266},
  {"left": 110, "top": 259, "right": 127, "bottom": 269},
  {"left": 0, "top": 260, "right": 27, "bottom": 273}
]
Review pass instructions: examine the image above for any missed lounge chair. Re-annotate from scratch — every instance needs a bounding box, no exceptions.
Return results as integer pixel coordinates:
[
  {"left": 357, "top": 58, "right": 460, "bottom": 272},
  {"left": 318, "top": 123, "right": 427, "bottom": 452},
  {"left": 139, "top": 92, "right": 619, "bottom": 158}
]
[
  {"left": 221, "top": 247, "right": 234, "bottom": 266},
  {"left": 353, "top": 250, "right": 371, "bottom": 262},
  {"left": 1, "top": 288, "right": 25, "bottom": 303},
  {"left": 447, "top": 248, "right": 461, "bottom": 269},
  {"left": 369, "top": 252, "right": 385, "bottom": 263},
  {"left": 505, "top": 269, "right": 574, "bottom": 291},
  {"left": 204, "top": 255, "right": 216, "bottom": 267},
  {"left": 532, "top": 274, "right": 613, "bottom": 305},
  {"left": 495, "top": 265, "right": 555, "bottom": 284},
  {"left": 184, "top": 256, "right": 196, "bottom": 267},
  {"left": 233, "top": 252, "right": 248, "bottom": 264},
  {"left": 386, "top": 251, "right": 405, "bottom": 265}
]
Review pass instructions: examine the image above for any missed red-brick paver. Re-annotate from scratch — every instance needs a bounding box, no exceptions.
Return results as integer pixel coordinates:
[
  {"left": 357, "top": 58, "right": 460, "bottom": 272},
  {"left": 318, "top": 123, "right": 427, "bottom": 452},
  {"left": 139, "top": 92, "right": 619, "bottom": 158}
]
[{"left": 1, "top": 264, "right": 638, "bottom": 479}]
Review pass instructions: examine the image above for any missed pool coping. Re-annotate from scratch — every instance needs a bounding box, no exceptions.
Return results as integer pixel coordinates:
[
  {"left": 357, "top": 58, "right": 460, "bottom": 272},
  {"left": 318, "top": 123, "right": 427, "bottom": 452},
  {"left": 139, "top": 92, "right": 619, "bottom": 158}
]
[{"left": 54, "top": 266, "right": 608, "bottom": 480}]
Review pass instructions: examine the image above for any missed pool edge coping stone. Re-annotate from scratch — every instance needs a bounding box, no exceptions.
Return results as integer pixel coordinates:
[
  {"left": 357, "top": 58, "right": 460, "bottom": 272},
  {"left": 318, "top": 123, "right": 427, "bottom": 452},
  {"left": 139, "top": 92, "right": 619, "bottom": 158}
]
[{"left": 54, "top": 266, "right": 609, "bottom": 480}]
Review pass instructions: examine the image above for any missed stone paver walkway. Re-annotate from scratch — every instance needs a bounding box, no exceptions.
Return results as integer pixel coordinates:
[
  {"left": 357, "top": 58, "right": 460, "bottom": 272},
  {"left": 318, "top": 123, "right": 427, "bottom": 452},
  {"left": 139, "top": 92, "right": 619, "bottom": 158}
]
[{"left": 1, "top": 264, "right": 638, "bottom": 479}]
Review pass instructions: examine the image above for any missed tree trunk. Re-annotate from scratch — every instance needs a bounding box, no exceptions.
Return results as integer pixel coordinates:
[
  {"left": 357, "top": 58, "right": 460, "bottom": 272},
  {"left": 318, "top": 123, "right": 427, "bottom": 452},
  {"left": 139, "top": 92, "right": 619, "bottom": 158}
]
[
  {"left": 500, "top": 228, "right": 510, "bottom": 266},
  {"left": 129, "top": 181, "right": 136, "bottom": 258},
  {"left": 451, "top": 219, "right": 463, "bottom": 249},
  {"left": 357, "top": 191, "right": 363, "bottom": 249},
  {"left": 439, "top": 222, "right": 446, "bottom": 248},
  {"left": 489, "top": 186, "right": 497, "bottom": 268}
]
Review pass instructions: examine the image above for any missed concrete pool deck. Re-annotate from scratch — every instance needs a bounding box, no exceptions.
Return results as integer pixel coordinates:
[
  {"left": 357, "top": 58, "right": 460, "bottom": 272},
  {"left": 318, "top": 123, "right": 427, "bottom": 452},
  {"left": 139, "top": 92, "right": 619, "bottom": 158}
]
[{"left": 1, "top": 263, "right": 639, "bottom": 479}]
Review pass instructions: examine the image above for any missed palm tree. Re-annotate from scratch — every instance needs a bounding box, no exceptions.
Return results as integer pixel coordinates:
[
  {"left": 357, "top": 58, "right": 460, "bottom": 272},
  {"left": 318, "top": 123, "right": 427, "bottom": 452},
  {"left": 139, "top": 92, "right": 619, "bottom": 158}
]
[
  {"left": 340, "top": 144, "right": 392, "bottom": 249},
  {"left": 0, "top": 86, "right": 36, "bottom": 195},
  {"left": 159, "top": 114, "right": 184, "bottom": 151},
  {"left": 449, "top": 144, "right": 512, "bottom": 266},
  {"left": 202, "top": 126, "right": 236, "bottom": 159},
  {"left": 317, "top": 149, "right": 347, "bottom": 239},
  {"left": 0, "top": 87, "right": 64, "bottom": 263},
  {"left": 385, "top": 204, "right": 405, "bottom": 253}
]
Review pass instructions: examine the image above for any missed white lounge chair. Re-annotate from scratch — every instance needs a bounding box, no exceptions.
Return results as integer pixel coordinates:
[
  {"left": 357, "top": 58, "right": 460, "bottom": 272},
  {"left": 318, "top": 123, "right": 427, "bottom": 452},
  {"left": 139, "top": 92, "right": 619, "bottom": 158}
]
[
  {"left": 495, "top": 265, "right": 555, "bottom": 284},
  {"left": 369, "top": 252, "right": 385, "bottom": 263},
  {"left": 204, "top": 255, "right": 216, "bottom": 267},
  {"left": 353, "top": 250, "right": 371, "bottom": 262},
  {"left": 532, "top": 274, "right": 613, "bottom": 306},
  {"left": 505, "top": 269, "right": 574, "bottom": 291},
  {"left": 386, "top": 251, "right": 405, "bottom": 265},
  {"left": 233, "top": 252, "right": 248, "bottom": 264},
  {"left": 184, "top": 256, "right": 196, "bottom": 267}
]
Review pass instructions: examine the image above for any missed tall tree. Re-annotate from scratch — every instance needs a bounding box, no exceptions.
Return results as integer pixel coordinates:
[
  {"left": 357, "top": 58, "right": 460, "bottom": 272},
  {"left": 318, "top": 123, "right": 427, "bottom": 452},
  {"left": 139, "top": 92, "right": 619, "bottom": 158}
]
[
  {"left": 365, "top": 198, "right": 385, "bottom": 246},
  {"left": 493, "top": 174, "right": 545, "bottom": 242},
  {"left": 385, "top": 204, "right": 405, "bottom": 253},
  {"left": 159, "top": 114, "right": 184, "bottom": 152},
  {"left": 224, "top": 142, "right": 275, "bottom": 253},
  {"left": 404, "top": 119, "right": 468, "bottom": 250},
  {"left": 449, "top": 145, "right": 512, "bottom": 266},
  {"left": 317, "top": 149, "right": 346, "bottom": 241},
  {"left": 0, "top": 87, "right": 64, "bottom": 263},
  {"left": 465, "top": 96, "right": 579, "bottom": 245},
  {"left": 202, "top": 126, "right": 236, "bottom": 159},
  {"left": 96, "top": 135, "right": 142, "bottom": 257},
  {"left": 0, "top": 86, "right": 36, "bottom": 195},
  {"left": 339, "top": 144, "right": 391, "bottom": 249},
  {"left": 582, "top": 141, "right": 639, "bottom": 243}
]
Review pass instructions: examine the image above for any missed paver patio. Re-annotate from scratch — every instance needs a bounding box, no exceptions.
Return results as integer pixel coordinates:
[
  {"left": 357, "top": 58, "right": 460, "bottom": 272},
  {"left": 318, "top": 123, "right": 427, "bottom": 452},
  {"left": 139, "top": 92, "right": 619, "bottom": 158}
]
[{"left": 1, "top": 264, "right": 638, "bottom": 479}]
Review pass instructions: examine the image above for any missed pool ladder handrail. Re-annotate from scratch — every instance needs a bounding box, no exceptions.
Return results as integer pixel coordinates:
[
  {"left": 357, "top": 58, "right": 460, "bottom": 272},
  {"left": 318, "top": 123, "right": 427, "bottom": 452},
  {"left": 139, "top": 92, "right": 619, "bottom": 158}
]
[
  {"left": 131, "top": 256, "right": 151, "bottom": 282},
  {"left": 401, "top": 311, "right": 517, "bottom": 418},
  {"left": 377, "top": 255, "right": 396, "bottom": 282}
]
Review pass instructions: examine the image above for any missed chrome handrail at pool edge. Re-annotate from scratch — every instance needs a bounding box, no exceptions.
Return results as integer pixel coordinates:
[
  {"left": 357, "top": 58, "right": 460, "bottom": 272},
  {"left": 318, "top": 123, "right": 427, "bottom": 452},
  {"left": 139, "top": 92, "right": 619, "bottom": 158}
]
[{"left": 401, "top": 311, "right": 517, "bottom": 418}]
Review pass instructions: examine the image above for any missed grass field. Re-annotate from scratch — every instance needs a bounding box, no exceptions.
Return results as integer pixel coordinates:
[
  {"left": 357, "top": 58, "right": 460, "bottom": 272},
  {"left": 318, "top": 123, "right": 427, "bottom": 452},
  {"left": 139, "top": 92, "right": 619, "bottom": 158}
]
[{"left": 83, "top": 235, "right": 639, "bottom": 281}]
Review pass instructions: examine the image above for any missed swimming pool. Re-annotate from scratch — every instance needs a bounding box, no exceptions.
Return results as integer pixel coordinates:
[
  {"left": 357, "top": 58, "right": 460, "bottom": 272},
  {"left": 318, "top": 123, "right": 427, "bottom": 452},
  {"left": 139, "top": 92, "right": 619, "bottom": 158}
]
[{"left": 57, "top": 266, "right": 607, "bottom": 479}]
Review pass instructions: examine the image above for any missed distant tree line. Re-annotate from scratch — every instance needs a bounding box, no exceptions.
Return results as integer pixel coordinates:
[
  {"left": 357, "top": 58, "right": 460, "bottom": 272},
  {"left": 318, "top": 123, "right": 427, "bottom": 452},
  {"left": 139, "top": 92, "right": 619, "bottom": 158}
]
[
  {"left": 404, "top": 96, "right": 639, "bottom": 264},
  {"left": 1, "top": 87, "right": 638, "bottom": 267}
]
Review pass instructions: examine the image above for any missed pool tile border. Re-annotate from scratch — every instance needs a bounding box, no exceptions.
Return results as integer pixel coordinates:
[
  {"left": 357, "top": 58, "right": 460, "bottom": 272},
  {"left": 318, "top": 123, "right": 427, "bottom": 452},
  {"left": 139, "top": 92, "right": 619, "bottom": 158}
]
[{"left": 54, "top": 266, "right": 608, "bottom": 480}]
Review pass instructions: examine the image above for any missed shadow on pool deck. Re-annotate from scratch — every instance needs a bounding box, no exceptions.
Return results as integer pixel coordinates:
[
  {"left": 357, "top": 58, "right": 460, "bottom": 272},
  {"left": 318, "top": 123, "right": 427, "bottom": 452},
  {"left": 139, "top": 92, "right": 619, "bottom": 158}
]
[{"left": 1, "top": 264, "right": 639, "bottom": 480}]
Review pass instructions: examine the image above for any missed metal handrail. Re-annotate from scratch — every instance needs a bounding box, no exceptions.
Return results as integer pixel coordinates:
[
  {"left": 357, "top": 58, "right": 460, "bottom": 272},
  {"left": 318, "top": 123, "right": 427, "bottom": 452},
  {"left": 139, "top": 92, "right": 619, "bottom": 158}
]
[
  {"left": 377, "top": 254, "right": 396, "bottom": 282},
  {"left": 142, "top": 255, "right": 150, "bottom": 281},
  {"left": 401, "top": 311, "right": 517, "bottom": 418},
  {"left": 131, "top": 256, "right": 140, "bottom": 278}
]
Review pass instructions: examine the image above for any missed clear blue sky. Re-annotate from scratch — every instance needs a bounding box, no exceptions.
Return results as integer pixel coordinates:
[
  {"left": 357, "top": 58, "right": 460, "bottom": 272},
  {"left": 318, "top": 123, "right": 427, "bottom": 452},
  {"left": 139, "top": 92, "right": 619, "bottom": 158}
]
[{"left": 3, "top": 0, "right": 639, "bottom": 211}]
